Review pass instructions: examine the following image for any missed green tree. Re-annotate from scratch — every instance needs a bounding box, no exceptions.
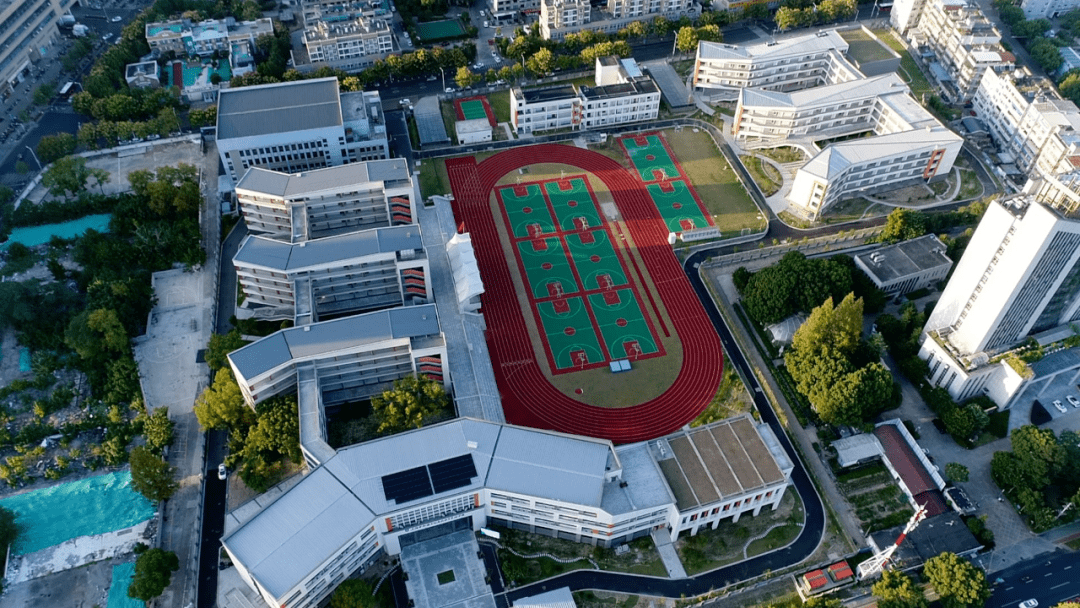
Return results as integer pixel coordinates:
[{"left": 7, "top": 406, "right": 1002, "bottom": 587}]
[
  {"left": 205, "top": 329, "right": 249, "bottom": 372},
  {"left": 41, "top": 155, "right": 110, "bottom": 198},
  {"left": 454, "top": 65, "right": 481, "bottom": 89},
  {"left": 35, "top": 132, "right": 77, "bottom": 164},
  {"left": 188, "top": 106, "right": 218, "bottom": 128},
  {"left": 650, "top": 16, "right": 672, "bottom": 37},
  {"left": 1029, "top": 37, "right": 1063, "bottom": 72},
  {"left": 32, "top": 82, "right": 57, "bottom": 106},
  {"left": 14, "top": 160, "right": 29, "bottom": 175},
  {"left": 1060, "top": 70, "right": 1080, "bottom": 105},
  {"left": 923, "top": 552, "right": 990, "bottom": 608},
  {"left": 775, "top": 6, "right": 802, "bottom": 30},
  {"left": 195, "top": 369, "right": 255, "bottom": 431},
  {"left": 372, "top": 375, "right": 450, "bottom": 435},
  {"left": 945, "top": 462, "right": 970, "bottom": 483},
  {"left": 143, "top": 407, "right": 175, "bottom": 455},
  {"left": 0, "top": 506, "right": 19, "bottom": 558},
  {"left": 675, "top": 26, "right": 699, "bottom": 52},
  {"left": 624, "top": 20, "right": 648, "bottom": 39},
  {"left": 65, "top": 308, "right": 129, "bottom": 365},
  {"left": 880, "top": 208, "right": 927, "bottom": 244},
  {"left": 525, "top": 47, "right": 554, "bottom": 77},
  {"left": 239, "top": 0, "right": 262, "bottom": 20},
  {"left": 129, "top": 445, "right": 178, "bottom": 502},
  {"left": 128, "top": 548, "right": 179, "bottom": 602},
  {"left": 872, "top": 570, "right": 928, "bottom": 608},
  {"left": 1010, "top": 424, "right": 1066, "bottom": 487},
  {"left": 329, "top": 578, "right": 378, "bottom": 608}
]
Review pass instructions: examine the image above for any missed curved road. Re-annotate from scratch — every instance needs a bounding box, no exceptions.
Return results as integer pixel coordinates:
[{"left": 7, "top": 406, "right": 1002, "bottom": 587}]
[{"left": 504, "top": 248, "right": 826, "bottom": 602}]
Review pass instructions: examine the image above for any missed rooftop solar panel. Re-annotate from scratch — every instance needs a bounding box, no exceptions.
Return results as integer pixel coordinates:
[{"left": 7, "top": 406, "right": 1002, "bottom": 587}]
[
  {"left": 382, "top": 466, "right": 433, "bottom": 504},
  {"left": 429, "top": 454, "right": 477, "bottom": 494}
]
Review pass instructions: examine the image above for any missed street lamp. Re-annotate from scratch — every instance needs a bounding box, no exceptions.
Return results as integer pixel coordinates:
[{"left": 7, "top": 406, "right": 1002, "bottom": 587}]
[
  {"left": 440, "top": 66, "right": 446, "bottom": 91},
  {"left": 25, "top": 146, "right": 41, "bottom": 171}
]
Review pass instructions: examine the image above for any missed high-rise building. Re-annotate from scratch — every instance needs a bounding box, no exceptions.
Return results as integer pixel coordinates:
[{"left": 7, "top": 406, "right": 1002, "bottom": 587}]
[
  {"left": 919, "top": 196, "right": 1080, "bottom": 402},
  {"left": 891, "top": 0, "right": 929, "bottom": 33},
  {"left": 910, "top": 0, "right": 1013, "bottom": 102},
  {"left": 0, "top": 0, "right": 76, "bottom": 97}
]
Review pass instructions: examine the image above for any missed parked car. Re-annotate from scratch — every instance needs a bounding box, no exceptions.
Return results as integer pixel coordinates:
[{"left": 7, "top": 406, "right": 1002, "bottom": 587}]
[
  {"left": 1019, "top": 600, "right": 1038, "bottom": 608},
  {"left": 445, "top": 87, "right": 454, "bottom": 93},
  {"left": 110, "top": 15, "right": 122, "bottom": 21},
  {"left": 1068, "top": 395, "right": 1080, "bottom": 408},
  {"left": 1053, "top": 399, "right": 1067, "bottom": 413},
  {"left": 217, "top": 463, "right": 227, "bottom": 480}
]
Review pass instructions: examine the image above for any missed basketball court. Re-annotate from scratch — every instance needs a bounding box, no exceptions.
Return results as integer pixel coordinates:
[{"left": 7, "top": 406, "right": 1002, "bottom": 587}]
[
  {"left": 495, "top": 177, "right": 663, "bottom": 373},
  {"left": 646, "top": 179, "right": 711, "bottom": 232},
  {"left": 454, "top": 96, "right": 498, "bottom": 128},
  {"left": 620, "top": 134, "right": 681, "bottom": 182}
]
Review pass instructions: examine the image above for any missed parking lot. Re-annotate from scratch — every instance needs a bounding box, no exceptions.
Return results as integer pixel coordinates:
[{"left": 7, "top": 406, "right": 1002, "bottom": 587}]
[{"left": 1007, "top": 353, "right": 1080, "bottom": 429}]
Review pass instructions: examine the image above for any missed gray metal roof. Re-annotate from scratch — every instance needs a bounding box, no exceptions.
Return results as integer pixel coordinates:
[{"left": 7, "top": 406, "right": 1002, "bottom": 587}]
[
  {"left": 222, "top": 466, "right": 374, "bottom": 599},
  {"left": 697, "top": 30, "right": 847, "bottom": 62},
  {"left": 234, "top": 225, "right": 424, "bottom": 272},
  {"left": 855, "top": 234, "right": 953, "bottom": 284},
  {"left": 235, "top": 159, "right": 411, "bottom": 198},
  {"left": 601, "top": 443, "right": 675, "bottom": 515},
  {"left": 217, "top": 77, "right": 343, "bottom": 140},
  {"left": 513, "top": 587, "right": 577, "bottom": 608},
  {"left": 415, "top": 95, "right": 450, "bottom": 146},
  {"left": 228, "top": 304, "right": 441, "bottom": 380},
  {"left": 833, "top": 433, "right": 884, "bottom": 468},
  {"left": 486, "top": 426, "right": 611, "bottom": 507}
]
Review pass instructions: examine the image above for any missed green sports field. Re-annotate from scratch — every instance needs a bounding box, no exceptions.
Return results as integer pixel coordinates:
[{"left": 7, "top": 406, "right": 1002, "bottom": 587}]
[
  {"left": 646, "top": 180, "right": 711, "bottom": 232},
  {"left": 537, "top": 297, "right": 605, "bottom": 369},
  {"left": 517, "top": 237, "right": 578, "bottom": 299},
  {"left": 621, "top": 134, "right": 681, "bottom": 182},
  {"left": 414, "top": 19, "right": 466, "bottom": 41},
  {"left": 588, "top": 289, "right": 659, "bottom": 360},
  {"left": 565, "top": 230, "right": 628, "bottom": 291},
  {"left": 460, "top": 99, "right": 487, "bottom": 120},
  {"left": 545, "top": 178, "right": 602, "bottom": 231},
  {"left": 500, "top": 183, "right": 555, "bottom": 237}
]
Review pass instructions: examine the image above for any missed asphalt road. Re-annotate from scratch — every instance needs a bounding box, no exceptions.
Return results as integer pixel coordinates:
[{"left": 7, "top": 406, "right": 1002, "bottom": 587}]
[
  {"left": 987, "top": 551, "right": 1080, "bottom": 608},
  {"left": 503, "top": 249, "right": 826, "bottom": 603},
  {"left": 197, "top": 429, "right": 228, "bottom": 608}
]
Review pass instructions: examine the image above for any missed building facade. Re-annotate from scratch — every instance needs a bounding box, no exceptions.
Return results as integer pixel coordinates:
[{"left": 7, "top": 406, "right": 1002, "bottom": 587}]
[
  {"left": 0, "top": 0, "right": 76, "bottom": 97},
  {"left": 539, "top": 0, "right": 590, "bottom": 39},
  {"left": 216, "top": 78, "right": 389, "bottom": 182},
  {"left": 538, "top": 0, "right": 697, "bottom": 39},
  {"left": 919, "top": 196, "right": 1080, "bottom": 403},
  {"left": 222, "top": 416, "right": 793, "bottom": 608},
  {"left": 891, "top": 0, "right": 929, "bottom": 33},
  {"left": 693, "top": 31, "right": 850, "bottom": 98},
  {"left": 1021, "top": 0, "right": 1079, "bottom": 19},
  {"left": 233, "top": 225, "right": 430, "bottom": 323},
  {"left": 234, "top": 161, "right": 415, "bottom": 243},
  {"left": 910, "top": 0, "right": 1013, "bottom": 102},
  {"left": 144, "top": 17, "right": 273, "bottom": 57}
]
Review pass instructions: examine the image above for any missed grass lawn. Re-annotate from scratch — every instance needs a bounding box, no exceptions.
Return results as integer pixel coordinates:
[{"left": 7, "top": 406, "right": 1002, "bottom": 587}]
[
  {"left": 740, "top": 155, "right": 782, "bottom": 197},
  {"left": 746, "top": 494, "right": 805, "bottom": 558},
  {"left": 495, "top": 527, "right": 665, "bottom": 586},
  {"left": 663, "top": 128, "right": 766, "bottom": 235},
  {"left": 758, "top": 146, "right": 806, "bottom": 164},
  {"left": 822, "top": 197, "right": 882, "bottom": 224},
  {"left": 840, "top": 29, "right": 897, "bottom": 64},
  {"left": 875, "top": 29, "right": 934, "bottom": 99},
  {"left": 958, "top": 168, "right": 983, "bottom": 199},
  {"left": 440, "top": 99, "right": 459, "bottom": 144},
  {"left": 488, "top": 92, "right": 511, "bottom": 123},
  {"left": 574, "top": 592, "right": 641, "bottom": 608},
  {"left": 418, "top": 160, "right": 448, "bottom": 199},
  {"left": 692, "top": 364, "right": 753, "bottom": 426},
  {"left": 777, "top": 210, "right": 813, "bottom": 229}
]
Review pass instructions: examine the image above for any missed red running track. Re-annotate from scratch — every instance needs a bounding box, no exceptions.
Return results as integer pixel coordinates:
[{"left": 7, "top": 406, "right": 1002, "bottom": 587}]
[{"left": 446, "top": 145, "right": 723, "bottom": 443}]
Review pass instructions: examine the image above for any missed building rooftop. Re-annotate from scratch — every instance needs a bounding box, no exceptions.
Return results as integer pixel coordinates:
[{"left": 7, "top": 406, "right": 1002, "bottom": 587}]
[
  {"left": 235, "top": 159, "right": 410, "bottom": 198},
  {"left": 601, "top": 442, "right": 675, "bottom": 516},
  {"left": 832, "top": 433, "right": 883, "bottom": 468},
  {"left": 227, "top": 304, "right": 441, "bottom": 380},
  {"left": 800, "top": 127, "right": 963, "bottom": 180},
  {"left": 579, "top": 78, "right": 658, "bottom": 101},
  {"left": 740, "top": 73, "right": 907, "bottom": 109},
  {"left": 697, "top": 30, "right": 848, "bottom": 63},
  {"left": 234, "top": 225, "right": 424, "bottom": 272},
  {"left": 873, "top": 423, "right": 940, "bottom": 497},
  {"left": 855, "top": 234, "right": 953, "bottom": 285},
  {"left": 517, "top": 85, "right": 578, "bottom": 104},
  {"left": 513, "top": 587, "right": 577, "bottom": 608},
  {"left": 456, "top": 118, "right": 492, "bottom": 135},
  {"left": 652, "top": 416, "right": 788, "bottom": 511},
  {"left": 868, "top": 511, "right": 981, "bottom": 570},
  {"left": 217, "top": 77, "right": 343, "bottom": 139}
]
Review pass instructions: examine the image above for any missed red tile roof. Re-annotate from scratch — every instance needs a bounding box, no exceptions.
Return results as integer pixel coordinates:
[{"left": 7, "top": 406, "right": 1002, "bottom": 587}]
[
  {"left": 828, "top": 561, "right": 854, "bottom": 581},
  {"left": 874, "top": 424, "right": 938, "bottom": 496},
  {"left": 804, "top": 570, "right": 828, "bottom": 589},
  {"left": 914, "top": 490, "right": 950, "bottom": 517}
]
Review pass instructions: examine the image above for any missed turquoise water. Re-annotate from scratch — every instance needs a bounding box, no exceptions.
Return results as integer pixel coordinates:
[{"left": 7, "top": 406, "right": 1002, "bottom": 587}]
[
  {"left": 107, "top": 562, "right": 143, "bottom": 608},
  {"left": 18, "top": 348, "right": 30, "bottom": 373},
  {"left": 0, "top": 470, "right": 155, "bottom": 555},
  {"left": 1, "top": 214, "right": 111, "bottom": 249}
]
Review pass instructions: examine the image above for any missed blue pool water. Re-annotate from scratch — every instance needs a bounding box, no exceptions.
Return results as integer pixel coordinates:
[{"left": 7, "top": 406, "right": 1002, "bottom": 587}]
[
  {"left": 107, "top": 562, "right": 143, "bottom": 608},
  {"left": 18, "top": 348, "right": 30, "bottom": 373},
  {"left": 0, "top": 471, "right": 155, "bottom": 555},
  {"left": 1, "top": 214, "right": 111, "bottom": 249}
]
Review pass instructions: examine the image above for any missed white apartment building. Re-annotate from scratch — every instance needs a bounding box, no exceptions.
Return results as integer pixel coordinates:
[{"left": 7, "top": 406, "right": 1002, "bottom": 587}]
[
  {"left": 891, "top": 0, "right": 929, "bottom": 33},
  {"left": 0, "top": 0, "right": 76, "bottom": 96},
  {"left": 693, "top": 31, "right": 851, "bottom": 98},
  {"left": 733, "top": 73, "right": 907, "bottom": 142},
  {"left": 539, "top": 0, "right": 590, "bottom": 40},
  {"left": 302, "top": 17, "right": 392, "bottom": 69},
  {"left": 216, "top": 78, "right": 389, "bottom": 182},
  {"left": 910, "top": 0, "right": 1013, "bottom": 102},
  {"left": 235, "top": 160, "right": 415, "bottom": 243},
  {"left": 144, "top": 17, "right": 273, "bottom": 57},
  {"left": 919, "top": 196, "right": 1080, "bottom": 404},
  {"left": 489, "top": 0, "right": 540, "bottom": 20},
  {"left": 510, "top": 85, "right": 580, "bottom": 133},
  {"left": 1021, "top": 0, "right": 1079, "bottom": 19},
  {"left": 854, "top": 235, "right": 954, "bottom": 295},
  {"left": 607, "top": 0, "right": 696, "bottom": 19},
  {"left": 972, "top": 68, "right": 1080, "bottom": 178},
  {"left": 227, "top": 303, "right": 448, "bottom": 409},
  {"left": 233, "top": 225, "right": 430, "bottom": 323},
  {"left": 1028, "top": 168, "right": 1080, "bottom": 214},
  {"left": 222, "top": 415, "right": 793, "bottom": 608}
]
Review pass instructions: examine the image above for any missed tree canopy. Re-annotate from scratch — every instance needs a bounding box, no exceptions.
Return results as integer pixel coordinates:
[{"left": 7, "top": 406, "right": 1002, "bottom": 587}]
[
  {"left": 372, "top": 375, "right": 450, "bottom": 435},
  {"left": 195, "top": 369, "right": 255, "bottom": 431},
  {"left": 922, "top": 552, "right": 990, "bottom": 608},
  {"left": 872, "top": 570, "right": 928, "bottom": 608},
  {"left": 990, "top": 425, "right": 1080, "bottom": 531},
  {"left": 41, "top": 156, "right": 109, "bottom": 198},
  {"left": 128, "top": 548, "right": 179, "bottom": 602},
  {"left": 205, "top": 329, "right": 249, "bottom": 372},
  {"left": 130, "top": 445, "right": 178, "bottom": 502},
  {"left": 329, "top": 579, "right": 379, "bottom": 608},
  {"left": 143, "top": 407, "right": 175, "bottom": 456}
]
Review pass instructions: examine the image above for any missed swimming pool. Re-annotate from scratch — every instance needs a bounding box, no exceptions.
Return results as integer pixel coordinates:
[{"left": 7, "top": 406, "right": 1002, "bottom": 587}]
[
  {"left": 0, "top": 470, "right": 155, "bottom": 555},
  {"left": 107, "top": 562, "right": 144, "bottom": 608},
  {"left": 1, "top": 214, "right": 111, "bottom": 249}
]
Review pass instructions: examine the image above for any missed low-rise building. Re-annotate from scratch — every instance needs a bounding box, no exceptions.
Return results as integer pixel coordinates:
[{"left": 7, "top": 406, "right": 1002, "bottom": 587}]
[
  {"left": 125, "top": 61, "right": 160, "bottom": 88},
  {"left": 233, "top": 225, "right": 430, "bottom": 323},
  {"left": 538, "top": 0, "right": 697, "bottom": 40},
  {"left": 854, "top": 234, "right": 954, "bottom": 295},
  {"left": 693, "top": 31, "right": 851, "bottom": 99},
  {"left": 234, "top": 160, "right": 415, "bottom": 243},
  {"left": 216, "top": 78, "right": 389, "bottom": 182},
  {"left": 222, "top": 415, "right": 793, "bottom": 608},
  {"left": 510, "top": 57, "right": 659, "bottom": 134},
  {"left": 145, "top": 17, "right": 273, "bottom": 57},
  {"left": 455, "top": 117, "right": 493, "bottom": 144},
  {"left": 301, "top": 14, "right": 392, "bottom": 71}
]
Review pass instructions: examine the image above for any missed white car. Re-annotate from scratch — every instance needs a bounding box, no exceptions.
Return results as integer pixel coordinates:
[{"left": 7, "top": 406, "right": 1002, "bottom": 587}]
[
  {"left": 110, "top": 15, "right": 122, "bottom": 21},
  {"left": 445, "top": 87, "right": 454, "bottom": 93},
  {"left": 1053, "top": 399, "right": 1067, "bottom": 413},
  {"left": 1019, "top": 600, "right": 1038, "bottom": 608},
  {"left": 217, "top": 463, "right": 227, "bottom": 480},
  {"left": 483, "top": 20, "right": 489, "bottom": 27},
  {"left": 1068, "top": 395, "right": 1080, "bottom": 408}
]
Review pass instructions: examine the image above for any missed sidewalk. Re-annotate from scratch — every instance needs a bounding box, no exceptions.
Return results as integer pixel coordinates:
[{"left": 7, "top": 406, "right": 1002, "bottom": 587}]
[{"left": 651, "top": 530, "right": 688, "bottom": 579}]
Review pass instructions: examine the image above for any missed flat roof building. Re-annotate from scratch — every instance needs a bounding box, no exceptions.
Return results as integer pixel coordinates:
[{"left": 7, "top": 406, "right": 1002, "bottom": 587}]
[
  {"left": 145, "top": 17, "right": 272, "bottom": 57},
  {"left": 694, "top": 31, "right": 850, "bottom": 99},
  {"left": 125, "top": 61, "right": 160, "bottom": 89},
  {"left": 222, "top": 415, "right": 792, "bottom": 608},
  {"left": 216, "top": 78, "right": 388, "bottom": 182},
  {"left": 854, "top": 234, "right": 954, "bottom": 295}
]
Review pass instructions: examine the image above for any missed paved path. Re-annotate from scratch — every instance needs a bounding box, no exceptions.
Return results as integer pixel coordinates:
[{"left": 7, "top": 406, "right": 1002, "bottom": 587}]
[{"left": 651, "top": 530, "right": 688, "bottom": 579}]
